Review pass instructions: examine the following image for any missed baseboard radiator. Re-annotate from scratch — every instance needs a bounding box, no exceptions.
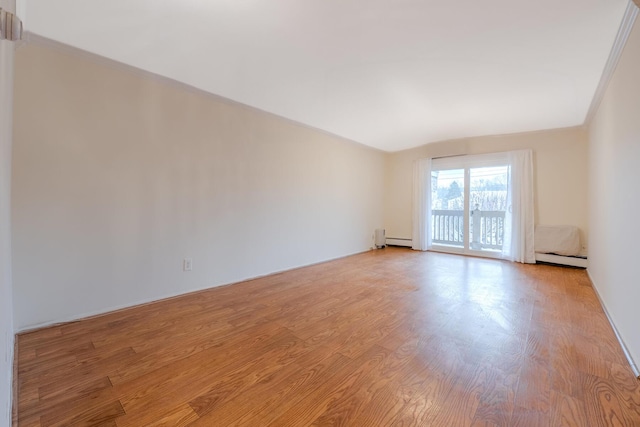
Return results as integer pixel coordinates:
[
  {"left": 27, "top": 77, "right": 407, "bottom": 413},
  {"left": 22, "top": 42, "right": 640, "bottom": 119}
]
[
  {"left": 535, "top": 253, "right": 588, "bottom": 268},
  {"left": 386, "top": 238, "right": 412, "bottom": 247}
]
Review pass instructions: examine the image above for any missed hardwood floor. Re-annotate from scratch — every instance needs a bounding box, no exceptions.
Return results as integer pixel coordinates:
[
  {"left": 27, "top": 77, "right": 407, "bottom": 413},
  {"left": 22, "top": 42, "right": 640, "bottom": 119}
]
[{"left": 15, "top": 248, "right": 640, "bottom": 426}]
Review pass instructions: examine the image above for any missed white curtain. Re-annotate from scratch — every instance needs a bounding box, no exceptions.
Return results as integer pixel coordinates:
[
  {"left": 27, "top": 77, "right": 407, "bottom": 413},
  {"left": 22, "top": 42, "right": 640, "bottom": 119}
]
[
  {"left": 502, "top": 149, "right": 535, "bottom": 263},
  {"left": 412, "top": 158, "right": 432, "bottom": 251}
]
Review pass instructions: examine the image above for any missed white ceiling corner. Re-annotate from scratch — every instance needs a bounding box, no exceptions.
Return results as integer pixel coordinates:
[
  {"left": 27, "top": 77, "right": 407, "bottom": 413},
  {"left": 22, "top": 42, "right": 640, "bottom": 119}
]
[{"left": 22, "top": 0, "right": 630, "bottom": 152}]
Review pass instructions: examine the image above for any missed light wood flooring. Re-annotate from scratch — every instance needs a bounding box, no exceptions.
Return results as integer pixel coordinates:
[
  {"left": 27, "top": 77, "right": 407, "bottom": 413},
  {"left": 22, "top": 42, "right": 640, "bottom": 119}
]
[{"left": 15, "top": 248, "right": 640, "bottom": 426}]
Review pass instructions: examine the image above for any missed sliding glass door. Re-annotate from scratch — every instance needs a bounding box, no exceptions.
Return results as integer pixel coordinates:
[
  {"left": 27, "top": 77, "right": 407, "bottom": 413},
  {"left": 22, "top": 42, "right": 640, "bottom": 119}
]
[
  {"left": 430, "top": 155, "right": 509, "bottom": 257},
  {"left": 469, "top": 166, "right": 509, "bottom": 254}
]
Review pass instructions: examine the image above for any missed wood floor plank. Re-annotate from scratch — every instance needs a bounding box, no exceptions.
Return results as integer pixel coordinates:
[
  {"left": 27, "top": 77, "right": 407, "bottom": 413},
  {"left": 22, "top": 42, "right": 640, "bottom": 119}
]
[
  {"left": 14, "top": 248, "right": 640, "bottom": 426},
  {"left": 109, "top": 321, "right": 285, "bottom": 386},
  {"left": 121, "top": 403, "right": 199, "bottom": 427},
  {"left": 37, "top": 376, "right": 113, "bottom": 407},
  {"left": 220, "top": 353, "right": 353, "bottom": 426},
  {"left": 471, "top": 365, "right": 518, "bottom": 426},
  {"left": 115, "top": 326, "right": 295, "bottom": 414},
  {"left": 309, "top": 338, "right": 420, "bottom": 426},
  {"left": 269, "top": 345, "right": 391, "bottom": 426},
  {"left": 152, "top": 331, "right": 306, "bottom": 418},
  {"left": 19, "top": 346, "right": 132, "bottom": 393},
  {"left": 608, "top": 362, "right": 640, "bottom": 421},
  {"left": 39, "top": 398, "right": 124, "bottom": 427},
  {"left": 386, "top": 376, "right": 449, "bottom": 426},
  {"left": 511, "top": 357, "right": 551, "bottom": 421},
  {"left": 549, "top": 390, "right": 589, "bottom": 427},
  {"left": 581, "top": 372, "right": 633, "bottom": 426}
]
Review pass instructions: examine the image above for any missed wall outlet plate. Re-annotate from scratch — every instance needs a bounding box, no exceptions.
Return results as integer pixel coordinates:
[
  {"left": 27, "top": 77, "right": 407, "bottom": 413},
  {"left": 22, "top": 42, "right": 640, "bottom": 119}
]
[{"left": 183, "top": 258, "right": 193, "bottom": 271}]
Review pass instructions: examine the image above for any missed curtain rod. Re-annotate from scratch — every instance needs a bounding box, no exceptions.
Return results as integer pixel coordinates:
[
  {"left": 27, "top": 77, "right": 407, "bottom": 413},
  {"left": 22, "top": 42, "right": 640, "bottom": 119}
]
[
  {"left": 432, "top": 149, "right": 518, "bottom": 160},
  {"left": 432, "top": 154, "right": 466, "bottom": 160}
]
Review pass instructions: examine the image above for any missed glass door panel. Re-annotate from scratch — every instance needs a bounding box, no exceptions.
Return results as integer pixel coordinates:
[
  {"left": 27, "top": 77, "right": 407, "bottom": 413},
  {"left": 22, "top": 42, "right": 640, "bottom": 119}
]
[
  {"left": 469, "top": 166, "right": 509, "bottom": 253},
  {"left": 431, "top": 169, "right": 465, "bottom": 248}
]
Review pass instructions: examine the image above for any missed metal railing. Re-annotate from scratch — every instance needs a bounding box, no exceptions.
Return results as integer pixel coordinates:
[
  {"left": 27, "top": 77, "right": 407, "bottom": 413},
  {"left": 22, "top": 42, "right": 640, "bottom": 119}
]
[{"left": 432, "top": 209, "right": 505, "bottom": 250}]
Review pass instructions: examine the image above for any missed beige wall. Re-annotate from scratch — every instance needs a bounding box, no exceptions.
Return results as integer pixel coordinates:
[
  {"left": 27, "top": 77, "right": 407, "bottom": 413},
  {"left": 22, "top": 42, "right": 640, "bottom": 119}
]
[
  {"left": 12, "top": 41, "right": 386, "bottom": 330},
  {"left": 588, "top": 17, "right": 640, "bottom": 369},
  {"left": 0, "top": 0, "right": 15, "bottom": 425},
  {"left": 384, "top": 127, "right": 589, "bottom": 250}
]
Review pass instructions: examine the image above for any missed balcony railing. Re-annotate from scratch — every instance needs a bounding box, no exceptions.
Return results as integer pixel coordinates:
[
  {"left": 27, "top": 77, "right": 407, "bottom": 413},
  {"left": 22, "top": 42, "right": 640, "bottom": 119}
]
[
  {"left": 432, "top": 209, "right": 506, "bottom": 250},
  {"left": 432, "top": 210, "right": 465, "bottom": 246}
]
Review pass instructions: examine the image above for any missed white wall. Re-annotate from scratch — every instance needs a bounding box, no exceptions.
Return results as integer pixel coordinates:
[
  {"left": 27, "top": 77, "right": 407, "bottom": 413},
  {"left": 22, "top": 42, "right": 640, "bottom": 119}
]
[
  {"left": 588, "top": 16, "right": 640, "bottom": 369},
  {"left": 0, "top": 1, "right": 16, "bottom": 426},
  {"left": 384, "top": 127, "right": 589, "bottom": 249},
  {"left": 12, "top": 40, "right": 386, "bottom": 330}
]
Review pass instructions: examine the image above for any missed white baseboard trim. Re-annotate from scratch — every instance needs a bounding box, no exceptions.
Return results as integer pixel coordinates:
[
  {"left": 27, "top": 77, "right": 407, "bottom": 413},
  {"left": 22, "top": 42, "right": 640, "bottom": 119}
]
[
  {"left": 587, "top": 270, "right": 640, "bottom": 380},
  {"left": 385, "top": 238, "right": 412, "bottom": 247}
]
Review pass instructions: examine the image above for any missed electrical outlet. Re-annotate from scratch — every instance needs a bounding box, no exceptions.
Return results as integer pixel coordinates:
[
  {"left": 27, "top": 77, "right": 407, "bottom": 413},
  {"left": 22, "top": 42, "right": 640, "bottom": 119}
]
[{"left": 183, "top": 258, "right": 193, "bottom": 271}]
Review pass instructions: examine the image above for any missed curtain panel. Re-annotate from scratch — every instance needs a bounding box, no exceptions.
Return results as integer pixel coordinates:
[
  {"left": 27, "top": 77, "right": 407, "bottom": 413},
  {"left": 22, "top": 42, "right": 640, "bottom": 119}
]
[
  {"left": 411, "top": 158, "right": 432, "bottom": 251},
  {"left": 503, "top": 149, "right": 536, "bottom": 263}
]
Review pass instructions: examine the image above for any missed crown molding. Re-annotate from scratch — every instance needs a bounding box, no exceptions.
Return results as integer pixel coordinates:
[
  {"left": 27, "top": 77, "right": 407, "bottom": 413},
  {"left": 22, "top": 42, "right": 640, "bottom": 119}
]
[{"left": 585, "top": 0, "right": 638, "bottom": 124}]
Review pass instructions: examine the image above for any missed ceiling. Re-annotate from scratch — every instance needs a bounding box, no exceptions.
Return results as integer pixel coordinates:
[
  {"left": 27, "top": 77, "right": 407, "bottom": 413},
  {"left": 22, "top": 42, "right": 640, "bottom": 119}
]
[{"left": 22, "top": 0, "right": 629, "bottom": 152}]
